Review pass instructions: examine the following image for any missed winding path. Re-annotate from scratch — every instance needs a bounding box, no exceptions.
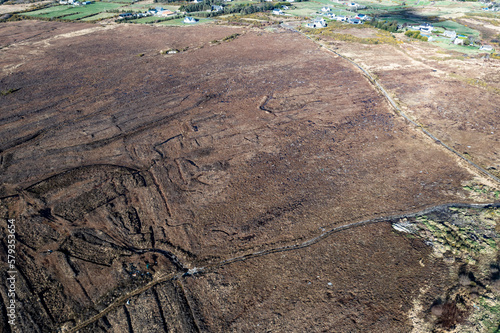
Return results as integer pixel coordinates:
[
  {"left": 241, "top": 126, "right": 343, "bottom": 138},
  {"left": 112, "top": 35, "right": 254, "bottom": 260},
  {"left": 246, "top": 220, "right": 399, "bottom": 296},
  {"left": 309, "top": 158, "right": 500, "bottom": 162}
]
[{"left": 65, "top": 202, "right": 499, "bottom": 332}]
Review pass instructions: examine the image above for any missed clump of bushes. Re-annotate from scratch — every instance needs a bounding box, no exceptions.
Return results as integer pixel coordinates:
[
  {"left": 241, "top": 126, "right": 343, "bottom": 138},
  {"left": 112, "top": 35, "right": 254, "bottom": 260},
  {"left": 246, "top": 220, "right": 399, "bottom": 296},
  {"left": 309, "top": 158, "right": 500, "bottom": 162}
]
[
  {"left": 1, "top": 88, "right": 20, "bottom": 96},
  {"left": 222, "top": 33, "right": 240, "bottom": 41},
  {"left": 368, "top": 19, "right": 399, "bottom": 32},
  {"left": 405, "top": 29, "right": 428, "bottom": 41}
]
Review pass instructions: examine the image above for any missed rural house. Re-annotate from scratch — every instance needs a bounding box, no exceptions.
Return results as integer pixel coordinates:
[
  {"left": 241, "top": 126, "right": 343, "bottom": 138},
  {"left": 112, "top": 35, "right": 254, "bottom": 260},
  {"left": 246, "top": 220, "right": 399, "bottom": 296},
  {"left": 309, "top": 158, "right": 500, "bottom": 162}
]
[
  {"left": 184, "top": 16, "right": 197, "bottom": 23},
  {"left": 418, "top": 23, "right": 434, "bottom": 33},
  {"left": 480, "top": 45, "right": 494, "bottom": 51},
  {"left": 443, "top": 30, "right": 456, "bottom": 39},
  {"left": 211, "top": 5, "right": 224, "bottom": 12}
]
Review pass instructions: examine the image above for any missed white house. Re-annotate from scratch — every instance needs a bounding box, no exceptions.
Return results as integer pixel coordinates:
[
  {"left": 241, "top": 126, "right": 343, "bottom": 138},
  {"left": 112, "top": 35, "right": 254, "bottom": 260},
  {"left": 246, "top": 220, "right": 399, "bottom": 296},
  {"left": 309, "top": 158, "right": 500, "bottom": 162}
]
[
  {"left": 418, "top": 23, "right": 434, "bottom": 33},
  {"left": 348, "top": 2, "right": 361, "bottom": 10},
  {"left": 327, "top": 13, "right": 336, "bottom": 19},
  {"left": 335, "top": 15, "right": 347, "bottom": 21},
  {"left": 118, "top": 13, "right": 133, "bottom": 19},
  {"left": 272, "top": 8, "right": 284, "bottom": 15},
  {"left": 306, "top": 18, "right": 327, "bottom": 28},
  {"left": 59, "top": 0, "right": 68, "bottom": 4},
  {"left": 313, "top": 17, "right": 327, "bottom": 27},
  {"left": 211, "top": 5, "right": 224, "bottom": 12},
  {"left": 321, "top": 6, "right": 331, "bottom": 12},
  {"left": 184, "top": 16, "right": 197, "bottom": 23},
  {"left": 355, "top": 13, "right": 369, "bottom": 20},
  {"left": 454, "top": 38, "right": 464, "bottom": 45},
  {"left": 480, "top": 45, "right": 494, "bottom": 51},
  {"left": 443, "top": 30, "right": 456, "bottom": 39}
]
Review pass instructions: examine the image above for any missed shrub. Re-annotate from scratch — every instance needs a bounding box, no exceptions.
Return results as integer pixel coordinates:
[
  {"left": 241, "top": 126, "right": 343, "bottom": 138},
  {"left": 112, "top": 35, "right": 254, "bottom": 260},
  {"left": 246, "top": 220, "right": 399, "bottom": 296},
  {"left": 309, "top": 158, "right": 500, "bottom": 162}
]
[{"left": 370, "top": 19, "right": 399, "bottom": 32}]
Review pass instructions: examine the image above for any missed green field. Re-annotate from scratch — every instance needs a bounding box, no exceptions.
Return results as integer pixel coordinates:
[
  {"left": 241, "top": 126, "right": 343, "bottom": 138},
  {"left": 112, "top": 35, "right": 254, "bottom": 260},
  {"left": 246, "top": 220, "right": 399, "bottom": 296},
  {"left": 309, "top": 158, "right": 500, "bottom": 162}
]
[
  {"left": 80, "top": 11, "right": 118, "bottom": 20},
  {"left": 158, "top": 17, "right": 213, "bottom": 26},
  {"left": 61, "top": 11, "right": 99, "bottom": 20},
  {"left": 433, "top": 39, "right": 489, "bottom": 54},
  {"left": 128, "top": 15, "right": 172, "bottom": 23},
  {"left": 120, "top": 3, "right": 152, "bottom": 10},
  {"left": 22, "top": 1, "right": 183, "bottom": 21},
  {"left": 23, "top": 2, "right": 124, "bottom": 19},
  {"left": 101, "top": 0, "right": 135, "bottom": 3},
  {"left": 23, "top": 5, "right": 72, "bottom": 16},
  {"left": 287, "top": 2, "right": 326, "bottom": 17},
  {"left": 433, "top": 20, "right": 479, "bottom": 36}
]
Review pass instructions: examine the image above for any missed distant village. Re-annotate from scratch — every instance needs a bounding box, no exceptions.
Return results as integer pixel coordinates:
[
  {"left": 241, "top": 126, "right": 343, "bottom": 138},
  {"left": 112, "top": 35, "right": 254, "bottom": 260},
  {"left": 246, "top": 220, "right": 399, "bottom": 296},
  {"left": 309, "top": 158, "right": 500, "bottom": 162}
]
[
  {"left": 42, "top": 0, "right": 496, "bottom": 52},
  {"left": 300, "top": 2, "right": 494, "bottom": 52}
]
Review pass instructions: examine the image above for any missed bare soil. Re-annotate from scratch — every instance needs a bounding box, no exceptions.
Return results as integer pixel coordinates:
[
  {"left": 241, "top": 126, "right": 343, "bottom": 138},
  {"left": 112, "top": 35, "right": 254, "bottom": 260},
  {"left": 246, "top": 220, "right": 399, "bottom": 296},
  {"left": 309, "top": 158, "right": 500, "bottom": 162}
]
[{"left": 0, "top": 20, "right": 496, "bottom": 332}]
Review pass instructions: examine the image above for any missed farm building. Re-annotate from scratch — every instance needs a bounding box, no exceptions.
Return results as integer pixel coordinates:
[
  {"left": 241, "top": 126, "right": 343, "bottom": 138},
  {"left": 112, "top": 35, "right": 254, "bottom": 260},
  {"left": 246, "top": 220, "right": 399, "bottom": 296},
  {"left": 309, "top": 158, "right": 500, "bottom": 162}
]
[
  {"left": 118, "top": 13, "right": 134, "bottom": 19},
  {"left": 184, "top": 16, "right": 197, "bottom": 23},
  {"left": 157, "top": 9, "right": 174, "bottom": 16},
  {"left": 418, "top": 23, "right": 434, "bottom": 33},
  {"left": 355, "top": 13, "right": 370, "bottom": 20},
  {"left": 480, "top": 45, "right": 494, "bottom": 51},
  {"left": 306, "top": 18, "right": 327, "bottom": 28},
  {"left": 443, "top": 30, "right": 456, "bottom": 39},
  {"left": 313, "top": 17, "right": 327, "bottom": 27}
]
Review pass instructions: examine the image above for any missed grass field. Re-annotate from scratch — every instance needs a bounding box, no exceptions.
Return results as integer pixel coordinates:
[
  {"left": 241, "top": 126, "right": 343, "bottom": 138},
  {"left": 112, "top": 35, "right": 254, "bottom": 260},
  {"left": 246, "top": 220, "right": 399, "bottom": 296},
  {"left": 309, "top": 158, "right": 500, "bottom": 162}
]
[
  {"left": 287, "top": 2, "right": 326, "bottom": 17},
  {"left": 23, "top": 2, "right": 123, "bottom": 19},
  {"left": 128, "top": 15, "right": 172, "bottom": 23},
  {"left": 22, "top": 5, "right": 71, "bottom": 16},
  {"left": 120, "top": 3, "right": 181, "bottom": 10},
  {"left": 433, "top": 39, "right": 489, "bottom": 54},
  {"left": 80, "top": 11, "right": 117, "bottom": 20},
  {"left": 434, "top": 19, "right": 479, "bottom": 36},
  {"left": 101, "top": 0, "right": 135, "bottom": 3},
  {"left": 120, "top": 3, "right": 152, "bottom": 10},
  {"left": 158, "top": 17, "right": 213, "bottom": 25},
  {"left": 61, "top": 11, "right": 98, "bottom": 19}
]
